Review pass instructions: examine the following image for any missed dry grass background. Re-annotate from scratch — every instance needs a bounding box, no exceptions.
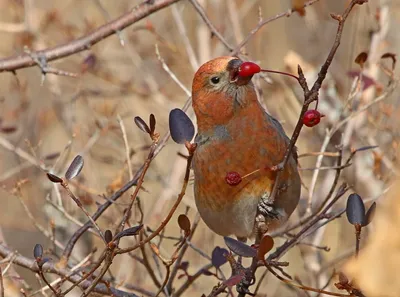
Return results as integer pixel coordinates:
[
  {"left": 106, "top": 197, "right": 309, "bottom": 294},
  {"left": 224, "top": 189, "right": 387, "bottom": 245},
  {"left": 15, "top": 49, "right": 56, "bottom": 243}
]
[{"left": 0, "top": 0, "right": 399, "bottom": 296}]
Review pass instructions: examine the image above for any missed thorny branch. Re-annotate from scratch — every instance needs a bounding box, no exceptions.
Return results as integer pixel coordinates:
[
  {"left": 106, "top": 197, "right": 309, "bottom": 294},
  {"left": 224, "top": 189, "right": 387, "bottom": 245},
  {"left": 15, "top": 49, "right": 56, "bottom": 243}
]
[
  {"left": 0, "top": 0, "right": 182, "bottom": 73},
  {"left": 267, "top": 0, "right": 368, "bottom": 214}
]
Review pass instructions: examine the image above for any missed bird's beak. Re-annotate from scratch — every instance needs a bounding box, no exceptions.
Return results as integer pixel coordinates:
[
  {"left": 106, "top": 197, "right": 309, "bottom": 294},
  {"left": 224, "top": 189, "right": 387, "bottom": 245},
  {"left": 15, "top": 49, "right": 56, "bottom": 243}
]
[{"left": 227, "top": 59, "right": 253, "bottom": 86}]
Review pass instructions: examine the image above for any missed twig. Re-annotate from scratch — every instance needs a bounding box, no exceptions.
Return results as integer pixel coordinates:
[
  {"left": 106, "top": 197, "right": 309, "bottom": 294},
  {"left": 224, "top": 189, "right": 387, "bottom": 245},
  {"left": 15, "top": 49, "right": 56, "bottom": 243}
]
[
  {"left": 167, "top": 214, "right": 201, "bottom": 293},
  {"left": 298, "top": 152, "right": 340, "bottom": 158},
  {"left": 354, "top": 225, "right": 361, "bottom": 257},
  {"left": 231, "top": 0, "right": 321, "bottom": 55},
  {"left": 265, "top": 265, "right": 351, "bottom": 297},
  {"left": 116, "top": 146, "right": 195, "bottom": 255},
  {"left": 173, "top": 263, "right": 214, "bottom": 297},
  {"left": 307, "top": 130, "right": 331, "bottom": 212},
  {"left": 334, "top": 79, "right": 398, "bottom": 132},
  {"left": 0, "top": 267, "right": 4, "bottom": 297},
  {"left": 299, "top": 163, "right": 351, "bottom": 171},
  {"left": 139, "top": 237, "right": 162, "bottom": 288},
  {"left": 0, "top": 22, "right": 26, "bottom": 33},
  {"left": 60, "top": 181, "right": 106, "bottom": 244},
  {"left": 0, "top": 244, "right": 137, "bottom": 297},
  {"left": 115, "top": 138, "right": 159, "bottom": 236},
  {"left": 12, "top": 183, "right": 67, "bottom": 251},
  {"left": 268, "top": 0, "right": 368, "bottom": 211},
  {"left": 81, "top": 248, "right": 115, "bottom": 297},
  {"left": 45, "top": 197, "right": 99, "bottom": 236},
  {"left": 171, "top": 5, "right": 199, "bottom": 70},
  {"left": 154, "top": 266, "right": 170, "bottom": 297},
  {"left": 61, "top": 96, "right": 192, "bottom": 261},
  {"left": 0, "top": 135, "right": 43, "bottom": 168},
  {"left": 188, "top": 0, "right": 234, "bottom": 51},
  {"left": 268, "top": 183, "right": 348, "bottom": 261},
  {"left": 60, "top": 251, "right": 106, "bottom": 295},
  {"left": 32, "top": 250, "right": 94, "bottom": 296},
  {"left": 117, "top": 114, "right": 133, "bottom": 180},
  {"left": 23, "top": 46, "right": 78, "bottom": 84},
  {"left": 37, "top": 268, "right": 59, "bottom": 296},
  {"left": 0, "top": 0, "right": 182, "bottom": 72},
  {"left": 155, "top": 44, "right": 191, "bottom": 96}
]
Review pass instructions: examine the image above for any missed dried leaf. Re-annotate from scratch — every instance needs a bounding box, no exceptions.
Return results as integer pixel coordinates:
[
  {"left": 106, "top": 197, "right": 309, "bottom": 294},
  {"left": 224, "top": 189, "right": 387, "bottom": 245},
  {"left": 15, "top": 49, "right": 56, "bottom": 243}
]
[
  {"left": 257, "top": 235, "right": 274, "bottom": 260},
  {"left": 134, "top": 116, "right": 151, "bottom": 134},
  {"left": 354, "top": 52, "right": 368, "bottom": 67},
  {"left": 114, "top": 224, "right": 143, "bottom": 240},
  {"left": 105, "top": 230, "right": 113, "bottom": 243},
  {"left": 211, "top": 246, "right": 228, "bottom": 268},
  {"left": 169, "top": 109, "right": 195, "bottom": 144},
  {"left": 177, "top": 214, "right": 191, "bottom": 235},
  {"left": 47, "top": 173, "right": 63, "bottom": 183},
  {"left": 346, "top": 193, "right": 366, "bottom": 225},
  {"left": 33, "top": 244, "right": 43, "bottom": 259},
  {"left": 223, "top": 274, "right": 244, "bottom": 287},
  {"left": 65, "top": 155, "right": 84, "bottom": 180},
  {"left": 179, "top": 261, "right": 189, "bottom": 271},
  {"left": 381, "top": 53, "right": 397, "bottom": 70},
  {"left": 81, "top": 54, "right": 97, "bottom": 73},
  {"left": 0, "top": 126, "right": 17, "bottom": 133},
  {"left": 224, "top": 237, "right": 256, "bottom": 258},
  {"left": 149, "top": 114, "right": 156, "bottom": 134},
  {"left": 44, "top": 152, "right": 61, "bottom": 160},
  {"left": 363, "top": 202, "right": 376, "bottom": 226},
  {"left": 347, "top": 71, "right": 376, "bottom": 90}
]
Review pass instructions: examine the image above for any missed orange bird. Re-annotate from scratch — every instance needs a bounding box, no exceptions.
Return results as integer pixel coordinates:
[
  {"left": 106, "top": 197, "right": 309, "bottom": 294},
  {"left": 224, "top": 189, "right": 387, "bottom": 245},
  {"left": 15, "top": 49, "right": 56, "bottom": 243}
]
[{"left": 191, "top": 56, "right": 301, "bottom": 240}]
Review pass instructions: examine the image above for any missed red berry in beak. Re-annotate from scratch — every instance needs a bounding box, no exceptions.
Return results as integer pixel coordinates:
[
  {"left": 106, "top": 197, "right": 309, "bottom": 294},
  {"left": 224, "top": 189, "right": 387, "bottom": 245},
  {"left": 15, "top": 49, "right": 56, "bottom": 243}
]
[
  {"left": 238, "top": 62, "right": 261, "bottom": 77},
  {"left": 225, "top": 171, "right": 242, "bottom": 186},
  {"left": 303, "top": 110, "right": 323, "bottom": 127}
]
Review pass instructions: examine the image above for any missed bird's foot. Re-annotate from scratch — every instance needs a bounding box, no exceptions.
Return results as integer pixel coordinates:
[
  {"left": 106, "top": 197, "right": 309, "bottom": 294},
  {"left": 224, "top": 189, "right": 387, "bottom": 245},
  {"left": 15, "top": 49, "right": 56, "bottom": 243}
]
[
  {"left": 257, "top": 200, "right": 280, "bottom": 220},
  {"left": 236, "top": 273, "right": 255, "bottom": 296}
]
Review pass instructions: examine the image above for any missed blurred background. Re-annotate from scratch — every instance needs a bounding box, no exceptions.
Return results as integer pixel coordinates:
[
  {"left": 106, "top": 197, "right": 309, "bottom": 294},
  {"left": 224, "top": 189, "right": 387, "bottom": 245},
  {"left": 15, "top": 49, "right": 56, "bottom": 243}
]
[{"left": 0, "top": 0, "right": 398, "bottom": 296}]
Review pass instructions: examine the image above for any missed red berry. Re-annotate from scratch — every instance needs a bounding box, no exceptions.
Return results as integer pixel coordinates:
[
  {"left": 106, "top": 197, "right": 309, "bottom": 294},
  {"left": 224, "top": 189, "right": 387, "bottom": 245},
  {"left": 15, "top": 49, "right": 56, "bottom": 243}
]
[
  {"left": 303, "top": 110, "right": 323, "bottom": 127},
  {"left": 225, "top": 171, "right": 242, "bottom": 186},
  {"left": 238, "top": 62, "right": 261, "bottom": 77}
]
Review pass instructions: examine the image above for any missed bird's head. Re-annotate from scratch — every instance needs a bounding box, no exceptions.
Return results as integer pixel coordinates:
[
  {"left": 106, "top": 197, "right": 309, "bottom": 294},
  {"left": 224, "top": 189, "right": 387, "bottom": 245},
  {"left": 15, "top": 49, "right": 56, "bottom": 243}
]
[{"left": 191, "top": 56, "right": 257, "bottom": 132}]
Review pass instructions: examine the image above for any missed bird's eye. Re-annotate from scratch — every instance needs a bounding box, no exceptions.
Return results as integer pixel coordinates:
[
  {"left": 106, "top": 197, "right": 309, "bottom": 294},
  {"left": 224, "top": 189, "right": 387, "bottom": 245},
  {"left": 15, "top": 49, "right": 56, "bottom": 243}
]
[{"left": 210, "top": 76, "right": 220, "bottom": 84}]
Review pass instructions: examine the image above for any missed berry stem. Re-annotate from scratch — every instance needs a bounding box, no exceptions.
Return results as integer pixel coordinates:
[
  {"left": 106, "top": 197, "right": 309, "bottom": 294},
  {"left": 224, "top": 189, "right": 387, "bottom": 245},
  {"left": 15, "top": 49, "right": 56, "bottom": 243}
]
[
  {"left": 260, "top": 69, "right": 299, "bottom": 81},
  {"left": 241, "top": 168, "right": 261, "bottom": 179}
]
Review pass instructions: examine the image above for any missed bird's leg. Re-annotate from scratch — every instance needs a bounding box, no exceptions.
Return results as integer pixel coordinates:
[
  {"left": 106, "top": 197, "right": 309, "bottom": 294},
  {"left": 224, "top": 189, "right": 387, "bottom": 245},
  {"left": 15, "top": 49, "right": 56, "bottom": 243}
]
[
  {"left": 257, "top": 192, "right": 280, "bottom": 220},
  {"left": 257, "top": 183, "right": 289, "bottom": 220},
  {"left": 236, "top": 236, "right": 247, "bottom": 266}
]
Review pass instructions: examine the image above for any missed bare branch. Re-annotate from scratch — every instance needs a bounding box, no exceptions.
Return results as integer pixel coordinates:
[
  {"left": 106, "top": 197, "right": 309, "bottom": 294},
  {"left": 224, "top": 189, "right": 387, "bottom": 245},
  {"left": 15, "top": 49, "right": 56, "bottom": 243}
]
[
  {"left": 0, "top": 244, "right": 139, "bottom": 297},
  {"left": 0, "top": 0, "right": 182, "bottom": 73}
]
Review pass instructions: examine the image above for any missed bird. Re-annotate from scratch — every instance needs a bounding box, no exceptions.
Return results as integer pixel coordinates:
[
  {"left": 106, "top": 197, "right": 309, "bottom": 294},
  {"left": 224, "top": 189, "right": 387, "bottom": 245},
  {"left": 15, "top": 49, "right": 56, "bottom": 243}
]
[{"left": 191, "top": 56, "right": 301, "bottom": 241}]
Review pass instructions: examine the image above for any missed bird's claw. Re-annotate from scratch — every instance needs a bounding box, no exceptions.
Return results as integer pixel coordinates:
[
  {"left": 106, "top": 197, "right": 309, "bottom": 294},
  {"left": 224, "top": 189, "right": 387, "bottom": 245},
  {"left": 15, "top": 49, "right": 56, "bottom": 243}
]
[
  {"left": 257, "top": 201, "right": 280, "bottom": 220},
  {"left": 236, "top": 275, "right": 255, "bottom": 296}
]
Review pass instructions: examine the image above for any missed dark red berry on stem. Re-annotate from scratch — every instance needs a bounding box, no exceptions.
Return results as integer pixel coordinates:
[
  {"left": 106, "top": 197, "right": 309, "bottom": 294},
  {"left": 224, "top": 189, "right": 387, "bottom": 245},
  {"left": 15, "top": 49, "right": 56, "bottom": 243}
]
[
  {"left": 303, "top": 110, "right": 323, "bottom": 127},
  {"left": 238, "top": 62, "right": 261, "bottom": 77},
  {"left": 225, "top": 171, "right": 242, "bottom": 186}
]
